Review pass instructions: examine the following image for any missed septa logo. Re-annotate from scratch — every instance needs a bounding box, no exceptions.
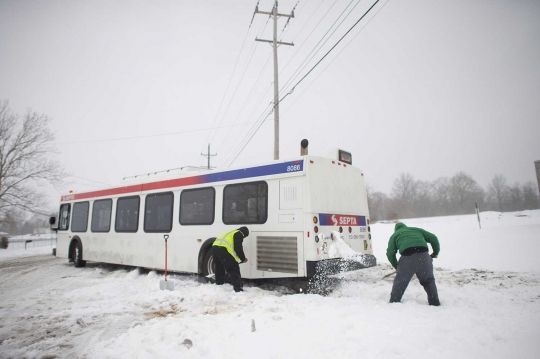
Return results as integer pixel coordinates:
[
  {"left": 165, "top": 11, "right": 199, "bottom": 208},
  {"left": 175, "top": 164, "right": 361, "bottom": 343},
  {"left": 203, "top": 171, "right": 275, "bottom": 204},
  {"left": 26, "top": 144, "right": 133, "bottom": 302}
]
[{"left": 319, "top": 213, "right": 366, "bottom": 226}]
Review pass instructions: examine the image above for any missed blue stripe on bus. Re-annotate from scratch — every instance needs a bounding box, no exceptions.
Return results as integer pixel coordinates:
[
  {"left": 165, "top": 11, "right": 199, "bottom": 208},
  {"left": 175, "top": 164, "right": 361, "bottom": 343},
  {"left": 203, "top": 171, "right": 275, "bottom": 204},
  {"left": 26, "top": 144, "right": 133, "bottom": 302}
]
[{"left": 200, "top": 160, "right": 303, "bottom": 184}]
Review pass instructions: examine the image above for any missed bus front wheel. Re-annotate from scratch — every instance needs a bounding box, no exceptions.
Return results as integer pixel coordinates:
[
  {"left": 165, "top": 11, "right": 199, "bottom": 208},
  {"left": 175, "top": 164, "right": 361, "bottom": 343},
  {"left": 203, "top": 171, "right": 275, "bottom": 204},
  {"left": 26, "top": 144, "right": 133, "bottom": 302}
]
[{"left": 71, "top": 240, "right": 86, "bottom": 268}]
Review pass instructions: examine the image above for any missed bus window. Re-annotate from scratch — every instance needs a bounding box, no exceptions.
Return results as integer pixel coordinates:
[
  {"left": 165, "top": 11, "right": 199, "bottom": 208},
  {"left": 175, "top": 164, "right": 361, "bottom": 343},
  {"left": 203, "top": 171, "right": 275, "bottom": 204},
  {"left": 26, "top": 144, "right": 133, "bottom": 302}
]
[
  {"left": 180, "top": 187, "right": 215, "bottom": 225},
  {"left": 58, "top": 203, "right": 71, "bottom": 231},
  {"left": 223, "top": 181, "right": 267, "bottom": 225},
  {"left": 71, "top": 202, "right": 89, "bottom": 232},
  {"left": 91, "top": 199, "right": 112, "bottom": 232},
  {"left": 115, "top": 196, "right": 140, "bottom": 233},
  {"left": 144, "top": 192, "right": 174, "bottom": 233}
]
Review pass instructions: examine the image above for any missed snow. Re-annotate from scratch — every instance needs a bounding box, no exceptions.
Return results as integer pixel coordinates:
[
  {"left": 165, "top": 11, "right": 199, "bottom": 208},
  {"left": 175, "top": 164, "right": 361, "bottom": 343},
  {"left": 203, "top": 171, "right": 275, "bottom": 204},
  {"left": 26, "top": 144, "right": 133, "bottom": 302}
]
[
  {"left": 0, "top": 246, "right": 53, "bottom": 260},
  {"left": 1, "top": 211, "right": 540, "bottom": 359}
]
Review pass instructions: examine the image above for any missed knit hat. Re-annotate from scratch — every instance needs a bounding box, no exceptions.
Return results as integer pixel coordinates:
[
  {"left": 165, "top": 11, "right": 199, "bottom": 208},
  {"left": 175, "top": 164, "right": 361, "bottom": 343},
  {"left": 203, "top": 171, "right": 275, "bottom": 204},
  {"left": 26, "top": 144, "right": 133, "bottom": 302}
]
[{"left": 239, "top": 226, "right": 249, "bottom": 237}]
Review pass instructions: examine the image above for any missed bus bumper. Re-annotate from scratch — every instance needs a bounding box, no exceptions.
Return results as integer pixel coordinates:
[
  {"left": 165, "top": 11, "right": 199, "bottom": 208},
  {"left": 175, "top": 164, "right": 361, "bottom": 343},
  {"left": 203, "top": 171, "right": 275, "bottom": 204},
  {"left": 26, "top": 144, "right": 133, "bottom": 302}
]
[{"left": 306, "top": 254, "right": 377, "bottom": 278}]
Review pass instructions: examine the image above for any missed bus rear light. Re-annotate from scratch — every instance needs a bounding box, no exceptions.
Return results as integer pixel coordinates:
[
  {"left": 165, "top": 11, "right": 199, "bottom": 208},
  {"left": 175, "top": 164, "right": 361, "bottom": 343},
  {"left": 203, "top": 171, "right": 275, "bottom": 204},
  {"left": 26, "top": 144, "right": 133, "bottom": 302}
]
[
  {"left": 367, "top": 219, "right": 370, "bottom": 225},
  {"left": 315, "top": 236, "right": 319, "bottom": 243},
  {"left": 310, "top": 160, "right": 314, "bottom": 163},
  {"left": 314, "top": 226, "right": 319, "bottom": 233},
  {"left": 369, "top": 234, "right": 371, "bottom": 239},
  {"left": 339, "top": 227, "right": 343, "bottom": 233},
  {"left": 307, "top": 231, "right": 310, "bottom": 237},
  {"left": 368, "top": 226, "right": 371, "bottom": 232},
  {"left": 348, "top": 227, "right": 352, "bottom": 233},
  {"left": 313, "top": 216, "right": 318, "bottom": 224}
]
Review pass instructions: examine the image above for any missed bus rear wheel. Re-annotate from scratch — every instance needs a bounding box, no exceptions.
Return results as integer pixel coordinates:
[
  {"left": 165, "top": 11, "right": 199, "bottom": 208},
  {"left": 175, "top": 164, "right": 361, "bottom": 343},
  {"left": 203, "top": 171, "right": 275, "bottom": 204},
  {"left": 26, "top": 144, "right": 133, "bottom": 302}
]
[
  {"left": 202, "top": 249, "right": 215, "bottom": 278},
  {"left": 71, "top": 241, "right": 86, "bottom": 268}
]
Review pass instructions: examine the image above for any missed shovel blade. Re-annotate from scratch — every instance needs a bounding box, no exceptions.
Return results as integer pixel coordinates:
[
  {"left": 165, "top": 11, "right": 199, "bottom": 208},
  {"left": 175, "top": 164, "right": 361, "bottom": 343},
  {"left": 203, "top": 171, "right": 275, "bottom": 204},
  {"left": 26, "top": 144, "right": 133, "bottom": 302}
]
[{"left": 159, "top": 280, "right": 175, "bottom": 291}]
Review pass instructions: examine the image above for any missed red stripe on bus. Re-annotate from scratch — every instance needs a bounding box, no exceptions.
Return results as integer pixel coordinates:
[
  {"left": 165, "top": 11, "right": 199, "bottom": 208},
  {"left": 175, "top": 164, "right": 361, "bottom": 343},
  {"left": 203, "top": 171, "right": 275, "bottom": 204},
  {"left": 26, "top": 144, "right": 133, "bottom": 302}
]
[
  {"left": 61, "top": 176, "right": 202, "bottom": 202},
  {"left": 61, "top": 185, "right": 143, "bottom": 202},
  {"left": 141, "top": 176, "right": 200, "bottom": 191}
]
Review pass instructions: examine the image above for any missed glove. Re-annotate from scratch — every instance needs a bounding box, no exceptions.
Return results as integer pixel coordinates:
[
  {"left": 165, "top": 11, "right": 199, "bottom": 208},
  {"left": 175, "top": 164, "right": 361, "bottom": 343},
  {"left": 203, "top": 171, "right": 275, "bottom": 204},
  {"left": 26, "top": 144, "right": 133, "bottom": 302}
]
[{"left": 430, "top": 253, "right": 438, "bottom": 258}]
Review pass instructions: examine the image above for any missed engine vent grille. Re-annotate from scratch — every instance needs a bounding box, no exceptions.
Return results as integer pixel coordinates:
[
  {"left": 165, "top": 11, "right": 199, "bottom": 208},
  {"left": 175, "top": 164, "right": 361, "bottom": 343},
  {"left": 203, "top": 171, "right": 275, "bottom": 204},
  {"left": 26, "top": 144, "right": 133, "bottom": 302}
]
[{"left": 257, "top": 236, "right": 298, "bottom": 274}]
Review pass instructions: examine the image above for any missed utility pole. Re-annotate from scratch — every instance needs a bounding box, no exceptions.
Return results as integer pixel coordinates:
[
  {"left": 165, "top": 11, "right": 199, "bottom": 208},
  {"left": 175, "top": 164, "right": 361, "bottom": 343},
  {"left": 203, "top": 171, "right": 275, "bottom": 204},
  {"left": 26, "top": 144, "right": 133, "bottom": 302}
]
[
  {"left": 201, "top": 144, "right": 217, "bottom": 169},
  {"left": 254, "top": 1, "right": 294, "bottom": 160}
]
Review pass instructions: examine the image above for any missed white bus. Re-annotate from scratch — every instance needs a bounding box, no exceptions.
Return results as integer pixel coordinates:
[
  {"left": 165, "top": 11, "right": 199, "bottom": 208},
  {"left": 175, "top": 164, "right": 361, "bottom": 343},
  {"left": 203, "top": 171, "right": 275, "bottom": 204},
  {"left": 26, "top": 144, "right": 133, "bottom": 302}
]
[{"left": 51, "top": 145, "right": 376, "bottom": 280}]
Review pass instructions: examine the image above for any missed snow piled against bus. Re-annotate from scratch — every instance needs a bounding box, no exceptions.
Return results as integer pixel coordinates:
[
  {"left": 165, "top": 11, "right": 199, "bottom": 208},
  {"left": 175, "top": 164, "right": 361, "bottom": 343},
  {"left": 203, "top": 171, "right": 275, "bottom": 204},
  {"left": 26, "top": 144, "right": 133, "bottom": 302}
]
[{"left": 0, "top": 210, "right": 539, "bottom": 359}]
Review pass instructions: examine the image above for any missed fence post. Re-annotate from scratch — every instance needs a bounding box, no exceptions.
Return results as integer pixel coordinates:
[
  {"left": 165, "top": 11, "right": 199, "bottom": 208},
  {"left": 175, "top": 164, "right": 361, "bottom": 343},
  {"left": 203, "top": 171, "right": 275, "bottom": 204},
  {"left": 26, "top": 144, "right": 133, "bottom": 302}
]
[{"left": 475, "top": 202, "right": 481, "bottom": 229}]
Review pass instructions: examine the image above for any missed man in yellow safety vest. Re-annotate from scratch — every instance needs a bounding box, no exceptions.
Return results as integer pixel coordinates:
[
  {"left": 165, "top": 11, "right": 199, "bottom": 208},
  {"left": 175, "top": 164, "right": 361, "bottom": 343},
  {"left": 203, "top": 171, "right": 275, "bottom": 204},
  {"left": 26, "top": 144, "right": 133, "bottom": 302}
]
[{"left": 212, "top": 226, "right": 249, "bottom": 292}]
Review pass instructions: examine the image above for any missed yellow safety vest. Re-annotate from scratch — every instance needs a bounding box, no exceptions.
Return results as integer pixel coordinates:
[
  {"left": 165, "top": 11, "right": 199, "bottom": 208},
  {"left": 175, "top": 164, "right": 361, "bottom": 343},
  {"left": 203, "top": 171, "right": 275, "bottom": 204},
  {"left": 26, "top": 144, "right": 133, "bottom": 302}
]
[{"left": 213, "top": 229, "right": 241, "bottom": 262}]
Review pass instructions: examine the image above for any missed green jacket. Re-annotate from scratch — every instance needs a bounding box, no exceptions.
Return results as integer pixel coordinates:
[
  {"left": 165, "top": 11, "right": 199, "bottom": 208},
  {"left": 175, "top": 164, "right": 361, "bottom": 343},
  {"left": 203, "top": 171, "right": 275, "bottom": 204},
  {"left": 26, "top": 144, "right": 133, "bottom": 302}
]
[{"left": 386, "top": 222, "right": 440, "bottom": 269}]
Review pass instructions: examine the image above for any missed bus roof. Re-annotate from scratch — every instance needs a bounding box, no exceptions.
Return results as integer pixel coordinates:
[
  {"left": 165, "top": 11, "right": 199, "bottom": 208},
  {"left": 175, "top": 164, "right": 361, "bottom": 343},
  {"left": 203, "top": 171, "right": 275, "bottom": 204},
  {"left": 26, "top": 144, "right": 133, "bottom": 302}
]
[{"left": 61, "top": 157, "right": 307, "bottom": 202}]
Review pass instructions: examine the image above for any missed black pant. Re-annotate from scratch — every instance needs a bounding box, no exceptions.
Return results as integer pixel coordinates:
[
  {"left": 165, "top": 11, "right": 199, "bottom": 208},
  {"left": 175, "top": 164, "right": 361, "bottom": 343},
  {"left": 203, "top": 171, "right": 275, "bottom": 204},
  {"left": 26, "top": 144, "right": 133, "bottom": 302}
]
[
  {"left": 212, "top": 246, "right": 243, "bottom": 292},
  {"left": 390, "top": 252, "right": 440, "bottom": 306}
]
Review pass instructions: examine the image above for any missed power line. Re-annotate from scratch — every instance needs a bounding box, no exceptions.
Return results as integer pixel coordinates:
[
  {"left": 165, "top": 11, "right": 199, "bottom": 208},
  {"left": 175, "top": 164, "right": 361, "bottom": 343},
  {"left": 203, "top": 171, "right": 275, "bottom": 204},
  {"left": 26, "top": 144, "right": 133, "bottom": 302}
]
[
  {"left": 278, "top": 0, "right": 339, "bottom": 79},
  {"left": 67, "top": 175, "right": 112, "bottom": 186},
  {"left": 282, "top": 0, "right": 393, "bottom": 116},
  {"left": 224, "top": 0, "right": 388, "bottom": 165},
  {"left": 200, "top": 16, "right": 253, "bottom": 156},
  {"left": 280, "top": 0, "right": 382, "bottom": 104},
  {"left": 56, "top": 120, "right": 261, "bottom": 145},
  {"left": 205, "top": 14, "right": 272, "bottom": 154},
  {"left": 278, "top": 0, "right": 360, "bottom": 95},
  {"left": 226, "top": 104, "right": 274, "bottom": 167},
  {"left": 214, "top": 54, "right": 273, "bottom": 157}
]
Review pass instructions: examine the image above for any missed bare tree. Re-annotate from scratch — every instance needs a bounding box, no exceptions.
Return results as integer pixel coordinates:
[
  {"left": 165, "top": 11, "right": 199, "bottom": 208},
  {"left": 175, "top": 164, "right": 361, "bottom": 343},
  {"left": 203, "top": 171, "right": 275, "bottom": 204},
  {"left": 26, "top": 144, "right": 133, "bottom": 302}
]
[
  {"left": 507, "top": 182, "right": 523, "bottom": 211},
  {"left": 0, "top": 100, "right": 65, "bottom": 218},
  {"left": 366, "top": 184, "right": 388, "bottom": 222},
  {"left": 391, "top": 172, "right": 419, "bottom": 218},
  {"left": 522, "top": 181, "right": 540, "bottom": 210},
  {"left": 449, "top": 172, "right": 485, "bottom": 214},
  {"left": 487, "top": 174, "right": 509, "bottom": 212},
  {"left": 431, "top": 177, "right": 451, "bottom": 215}
]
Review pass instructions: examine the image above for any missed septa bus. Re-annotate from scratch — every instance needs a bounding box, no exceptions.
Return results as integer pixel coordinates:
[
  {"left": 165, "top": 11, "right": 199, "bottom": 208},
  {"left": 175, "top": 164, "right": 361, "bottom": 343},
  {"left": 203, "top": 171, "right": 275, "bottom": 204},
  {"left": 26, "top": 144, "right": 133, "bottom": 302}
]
[{"left": 50, "top": 144, "right": 376, "bottom": 280}]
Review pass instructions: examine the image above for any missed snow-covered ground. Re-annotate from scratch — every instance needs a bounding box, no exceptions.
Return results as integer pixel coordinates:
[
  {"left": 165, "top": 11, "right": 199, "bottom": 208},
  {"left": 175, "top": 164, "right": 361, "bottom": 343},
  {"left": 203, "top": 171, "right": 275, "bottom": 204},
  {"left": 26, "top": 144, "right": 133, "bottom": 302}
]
[{"left": 1, "top": 211, "right": 539, "bottom": 359}]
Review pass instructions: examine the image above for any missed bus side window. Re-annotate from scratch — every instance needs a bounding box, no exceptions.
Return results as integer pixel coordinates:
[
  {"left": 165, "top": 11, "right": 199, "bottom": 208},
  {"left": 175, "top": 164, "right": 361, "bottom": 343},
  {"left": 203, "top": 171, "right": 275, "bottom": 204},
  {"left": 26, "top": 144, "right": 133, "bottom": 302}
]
[
  {"left": 223, "top": 181, "right": 268, "bottom": 225},
  {"left": 71, "top": 202, "right": 90, "bottom": 232},
  {"left": 144, "top": 192, "right": 174, "bottom": 233},
  {"left": 180, "top": 187, "right": 215, "bottom": 225},
  {"left": 115, "top": 196, "right": 140, "bottom": 233},
  {"left": 58, "top": 203, "right": 71, "bottom": 231},
  {"left": 92, "top": 199, "right": 113, "bottom": 233}
]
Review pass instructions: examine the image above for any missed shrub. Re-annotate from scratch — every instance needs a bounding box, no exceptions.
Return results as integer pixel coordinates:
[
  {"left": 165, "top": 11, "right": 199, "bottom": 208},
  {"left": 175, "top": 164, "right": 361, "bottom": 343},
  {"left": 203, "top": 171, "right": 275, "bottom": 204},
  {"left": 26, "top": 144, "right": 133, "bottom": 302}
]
[{"left": 0, "top": 236, "right": 8, "bottom": 249}]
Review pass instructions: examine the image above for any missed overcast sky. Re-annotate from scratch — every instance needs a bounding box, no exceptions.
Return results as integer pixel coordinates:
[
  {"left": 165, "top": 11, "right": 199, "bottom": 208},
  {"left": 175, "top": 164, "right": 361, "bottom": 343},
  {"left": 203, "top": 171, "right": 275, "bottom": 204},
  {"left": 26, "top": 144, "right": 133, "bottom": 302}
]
[{"left": 1, "top": 0, "right": 539, "bottom": 210}]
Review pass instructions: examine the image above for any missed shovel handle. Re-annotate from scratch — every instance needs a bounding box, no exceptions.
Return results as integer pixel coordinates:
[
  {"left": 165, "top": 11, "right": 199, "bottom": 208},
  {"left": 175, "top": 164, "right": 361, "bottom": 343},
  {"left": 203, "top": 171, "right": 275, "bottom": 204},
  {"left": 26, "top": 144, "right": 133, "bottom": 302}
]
[
  {"left": 164, "top": 235, "right": 168, "bottom": 281},
  {"left": 382, "top": 270, "right": 397, "bottom": 279}
]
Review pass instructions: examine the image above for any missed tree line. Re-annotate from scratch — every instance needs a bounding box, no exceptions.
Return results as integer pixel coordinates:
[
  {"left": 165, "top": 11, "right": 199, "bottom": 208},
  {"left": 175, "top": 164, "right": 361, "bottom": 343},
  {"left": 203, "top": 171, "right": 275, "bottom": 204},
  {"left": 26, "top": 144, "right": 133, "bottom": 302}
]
[{"left": 367, "top": 172, "right": 540, "bottom": 222}]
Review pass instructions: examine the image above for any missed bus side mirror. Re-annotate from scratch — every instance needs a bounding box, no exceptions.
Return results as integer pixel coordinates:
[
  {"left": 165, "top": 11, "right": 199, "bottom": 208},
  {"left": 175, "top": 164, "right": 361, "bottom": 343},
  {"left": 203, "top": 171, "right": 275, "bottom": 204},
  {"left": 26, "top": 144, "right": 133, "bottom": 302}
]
[{"left": 49, "top": 216, "right": 58, "bottom": 230}]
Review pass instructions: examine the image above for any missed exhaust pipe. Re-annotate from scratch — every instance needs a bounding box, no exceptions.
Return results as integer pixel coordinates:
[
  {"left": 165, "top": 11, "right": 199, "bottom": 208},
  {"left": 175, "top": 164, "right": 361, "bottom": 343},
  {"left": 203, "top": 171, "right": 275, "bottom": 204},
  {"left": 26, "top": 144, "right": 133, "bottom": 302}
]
[{"left": 300, "top": 139, "right": 309, "bottom": 156}]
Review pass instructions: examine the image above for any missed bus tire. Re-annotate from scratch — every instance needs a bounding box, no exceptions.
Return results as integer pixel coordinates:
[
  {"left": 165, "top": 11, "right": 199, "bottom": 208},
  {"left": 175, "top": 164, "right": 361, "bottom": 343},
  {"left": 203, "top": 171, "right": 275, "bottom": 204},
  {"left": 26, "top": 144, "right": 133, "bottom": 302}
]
[
  {"left": 71, "top": 240, "right": 86, "bottom": 268},
  {"left": 202, "top": 249, "right": 215, "bottom": 277}
]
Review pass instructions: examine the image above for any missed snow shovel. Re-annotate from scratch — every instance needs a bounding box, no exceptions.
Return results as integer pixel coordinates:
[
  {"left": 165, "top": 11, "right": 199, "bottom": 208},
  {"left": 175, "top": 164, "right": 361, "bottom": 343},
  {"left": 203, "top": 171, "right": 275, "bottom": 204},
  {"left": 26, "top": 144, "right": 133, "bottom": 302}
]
[
  {"left": 381, "top": 270, "right": 397, "bottom": 280},
  {"left": 159, "top": 235, "right": 174, "bottom": 291}
]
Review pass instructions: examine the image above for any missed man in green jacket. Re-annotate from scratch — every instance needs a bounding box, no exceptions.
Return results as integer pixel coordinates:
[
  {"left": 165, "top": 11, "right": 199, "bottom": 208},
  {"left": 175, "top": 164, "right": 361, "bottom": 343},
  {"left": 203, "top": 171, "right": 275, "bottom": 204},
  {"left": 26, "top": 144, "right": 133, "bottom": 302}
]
[{"left": 386, "top": 222, "right": 440, "bottom": 306}]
